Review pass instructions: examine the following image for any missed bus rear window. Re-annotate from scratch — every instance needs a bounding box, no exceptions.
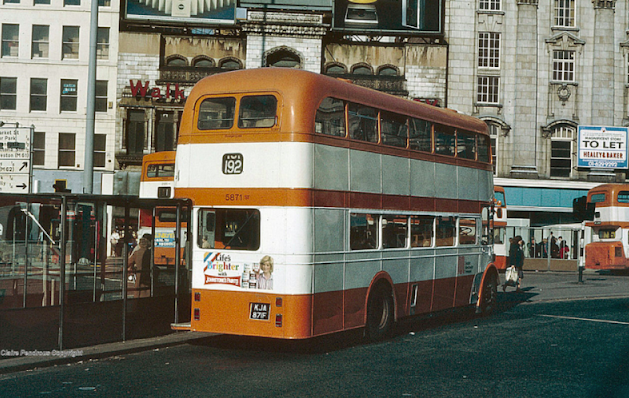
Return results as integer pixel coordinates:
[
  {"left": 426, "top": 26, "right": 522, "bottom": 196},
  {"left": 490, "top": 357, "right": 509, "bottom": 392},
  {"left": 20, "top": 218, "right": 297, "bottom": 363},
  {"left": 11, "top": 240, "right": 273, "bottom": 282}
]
[
  {"left": 590, "top": 193, "right": 606, "bottom": 203},
  {"left": 238, "top": 95, "right": 277, "bottom": 128},
  {"left": 147, "top": 163, "right": 175, "bottom": 178},
  {"left": 198, "top": 97, "right": 236, "bottom": 130},
  {"left": 198, "top": 209, "right": 260, "bottom": 250}
]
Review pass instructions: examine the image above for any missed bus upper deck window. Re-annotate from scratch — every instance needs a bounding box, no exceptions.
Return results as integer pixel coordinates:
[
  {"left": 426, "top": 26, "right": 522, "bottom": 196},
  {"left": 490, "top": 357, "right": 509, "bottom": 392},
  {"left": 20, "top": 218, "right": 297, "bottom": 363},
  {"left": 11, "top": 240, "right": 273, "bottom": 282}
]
[
  {"left": 147, "top": 164, "right": 175, "bottom": 178},
  {"left": 197, "top": 97, "right": 236, "bottom": 130},
  {"left": 315, "top": 97, "right": 346, "bottom": 137},
  {"left": 618, "top": 192, "right": 629, "bottom": 203},
  {"left": 239, "top": 95, "right": 277, "bottom": 128},
  {"left": 477, "top": 135, "right": 490, "bottom": 163}
]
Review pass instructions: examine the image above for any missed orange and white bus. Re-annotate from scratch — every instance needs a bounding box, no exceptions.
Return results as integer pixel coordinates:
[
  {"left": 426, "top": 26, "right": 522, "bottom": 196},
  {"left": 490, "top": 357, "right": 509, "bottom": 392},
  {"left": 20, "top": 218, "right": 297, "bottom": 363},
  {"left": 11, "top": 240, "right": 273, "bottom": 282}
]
[
  {"left": 172, "top": 68, "right": 498, "bottom": 340},
  {"left": 584, "top": 183, "right": 629, "bottom": 271},
  {"left": 139, "top": 151, "right": 185, "bottom": 266},
  {"left": 139, "top": 151, "right": 176, "bottom": 199},
  {"left": 493, "top": 186, "right": 508, "bottom": 270}
]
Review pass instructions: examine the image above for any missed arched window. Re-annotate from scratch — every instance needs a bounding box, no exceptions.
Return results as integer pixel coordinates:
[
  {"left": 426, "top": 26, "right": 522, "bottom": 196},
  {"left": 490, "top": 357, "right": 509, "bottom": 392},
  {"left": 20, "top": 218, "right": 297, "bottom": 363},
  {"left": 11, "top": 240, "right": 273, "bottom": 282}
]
[
  {"left": 325, "top": 63, "right": 347, "bottom": 75},
  {"left": 377, "top": 65, "right": 399, "bottom": 76},
  {"left": 266, "top": 49, "right": 301, "bottom": 68},
  {"left": 193, "top": 57, "right": 214, "bottom": 68},
  {"left": 219, "top": 58, "right": 242, "bottom": 70},
  {"left": 351, "top": 64, "right": 373, "bottom": 75},
  {"left": 166, "top": 56, "right": 188, "bottom": 67}
]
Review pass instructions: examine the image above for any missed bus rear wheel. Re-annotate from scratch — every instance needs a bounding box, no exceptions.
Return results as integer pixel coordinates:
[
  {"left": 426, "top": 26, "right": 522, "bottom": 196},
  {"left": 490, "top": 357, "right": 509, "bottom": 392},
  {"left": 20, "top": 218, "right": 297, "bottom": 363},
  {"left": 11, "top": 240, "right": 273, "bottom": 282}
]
[
  {"left": 365, "top": 284, "right": 394, "bottom": 342},
  {"left": 479, "top": 272, "right": 498, "bottom": 316}
]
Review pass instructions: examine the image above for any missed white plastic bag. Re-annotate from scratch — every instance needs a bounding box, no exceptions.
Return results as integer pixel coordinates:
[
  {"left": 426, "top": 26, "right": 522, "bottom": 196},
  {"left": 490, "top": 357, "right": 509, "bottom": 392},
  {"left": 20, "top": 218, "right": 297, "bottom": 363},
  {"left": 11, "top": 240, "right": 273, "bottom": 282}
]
[{"left": 505, "top": 266, "right": 519, "bottom": 285}]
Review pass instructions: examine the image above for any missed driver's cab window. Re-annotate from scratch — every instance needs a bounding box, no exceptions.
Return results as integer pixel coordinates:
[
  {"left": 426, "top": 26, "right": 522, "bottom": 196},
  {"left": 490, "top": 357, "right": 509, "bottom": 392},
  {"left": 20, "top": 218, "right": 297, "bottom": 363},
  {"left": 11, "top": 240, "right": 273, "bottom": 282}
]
[{"left": 197, "top": 208, "right": 260, "bottom": 250}]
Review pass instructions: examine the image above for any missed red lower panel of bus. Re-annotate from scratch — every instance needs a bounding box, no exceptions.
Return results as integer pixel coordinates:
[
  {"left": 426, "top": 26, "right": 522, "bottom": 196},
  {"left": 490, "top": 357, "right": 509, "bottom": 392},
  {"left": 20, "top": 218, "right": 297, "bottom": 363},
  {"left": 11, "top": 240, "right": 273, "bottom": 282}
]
[
  {"left": 585, "top": 242, "right": 628, "bottom": 270},
  {"left": 191, "top": 274, "right": 478, "bottom": 339},
  {"left": 494, "top": 255, "right": 507, "bottom": 270}
]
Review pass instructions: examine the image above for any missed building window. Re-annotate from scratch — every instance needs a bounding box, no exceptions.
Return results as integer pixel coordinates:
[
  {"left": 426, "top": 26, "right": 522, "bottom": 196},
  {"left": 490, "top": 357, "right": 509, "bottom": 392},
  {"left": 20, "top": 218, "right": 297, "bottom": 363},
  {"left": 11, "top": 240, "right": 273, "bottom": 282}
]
[
  {"left": 30, "top": 78, "right": 47, "bottom": 111},
  {"left": 95, "top": 80, "right": 107, "bottom": 112},
  {"left": 166, "top": 56, "right": 187, "bottom": 67},
  {"left": 550, "top": 126, "right": 575, "bottom": 178},
  {"left": 96, "top": 27, "right": 109, "bottom": 60},
  {"left": 60, "top": 79, "right": 78, "bottom": 112},
  {"left": 62, "top": 26, "right": 79, "bottom": 60},
  {"left": 351, "top": 64, "right": 373, "bottom": 75},
  {"left": 155, "top": 111, "right": 177, "bottom": 152},
  {"left": 478, "top": 32, "right": 500, "bottom": 68},
  {"left": 325, "top": 63, "right": 347, "bottom": 75},
  {"left": 266, "top": 49, "right": 300, "bottom": 68},
  {"left": 193, "top": 57, "right": 214, "bottom": 68},
  {"left": 1, "top": 24, "right": 19, "bottom": 58},
  {"left": 479, "top": 0, "right": 500, "bottom": 10},
  {"left": 487, "top": 122, "right": 499, "bottom": 174},
  {"left": 219, "top": 58, "right": 242, "bottom": 70},
  {"left": 32, "top": 25, "right": 49, "bottom": 59},
  {"left": 377, "top": 66, "right": 399, "bottom": 76},
  {"left": 553, "top": 50, "right": 575, "bottom": 82},
  {"left": 477, "top": 76, "right": 500, "bottom": 104},
  {"left": 94, "top": 134, "right": 106, "bottom": 168},
  {"left": 125, "top": 109, "right": 146, "bottom": 155},
  {"left": 35, "top": 0, "right": 51, "bottom": 4},
  {"left": 0, "top": 77, "right": 17, "bottom": 110},
  {"left": 33, "top": 132, "right": 45, "bottom": 166},
  {"left": 64, "top": 0, "right": 80, "bottom": 5},
  {"left": 554, "top": 0, "right": 575, "bottom": 27},
  {"left": 58, "top": 133, "right": 76, "bottom": 167},
  {"left": 4, "top": 0, "right": 20, "bottom": 4},
  {"left": 98, "top": 0, "right": 110, "bottom": 6}
]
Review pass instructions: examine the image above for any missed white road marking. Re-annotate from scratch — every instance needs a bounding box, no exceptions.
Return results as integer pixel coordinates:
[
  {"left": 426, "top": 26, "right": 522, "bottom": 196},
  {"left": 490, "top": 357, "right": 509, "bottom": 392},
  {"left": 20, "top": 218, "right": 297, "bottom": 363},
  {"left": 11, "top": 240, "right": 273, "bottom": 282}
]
[{"left": 537, "top": 314, "right": 629, "bottom": 325}]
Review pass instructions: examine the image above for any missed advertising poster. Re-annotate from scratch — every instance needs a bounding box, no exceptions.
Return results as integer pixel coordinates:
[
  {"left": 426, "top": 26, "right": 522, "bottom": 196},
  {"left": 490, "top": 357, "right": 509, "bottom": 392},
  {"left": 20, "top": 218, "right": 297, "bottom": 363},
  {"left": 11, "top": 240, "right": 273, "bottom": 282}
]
[
  {"left": 125, "top": 0, "right": 236, "bottom": 24},
  {"left": 332, "top": 0, "right": 443, "bottom": 35},
  {"left": 577, "top": 126, "right": 628, "bottom": 169}
]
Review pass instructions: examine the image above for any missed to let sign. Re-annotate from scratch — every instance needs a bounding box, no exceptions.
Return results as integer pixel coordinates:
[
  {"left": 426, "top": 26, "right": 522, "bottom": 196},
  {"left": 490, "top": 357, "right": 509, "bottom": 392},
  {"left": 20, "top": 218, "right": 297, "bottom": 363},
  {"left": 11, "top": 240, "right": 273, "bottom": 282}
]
[{"left": 578, "top": 126, "right": 629, "bottom": 169}]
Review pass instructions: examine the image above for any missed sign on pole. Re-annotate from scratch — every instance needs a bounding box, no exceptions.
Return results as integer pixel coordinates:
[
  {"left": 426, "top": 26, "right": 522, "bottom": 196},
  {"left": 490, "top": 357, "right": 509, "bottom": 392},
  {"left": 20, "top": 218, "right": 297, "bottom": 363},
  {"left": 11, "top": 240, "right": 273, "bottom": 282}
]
[
  {"left": 577, "top": 126, "right": 629, "bottom": 169},
  {"left": 0, "top": 125, "right": 32, "bottom": 193}
]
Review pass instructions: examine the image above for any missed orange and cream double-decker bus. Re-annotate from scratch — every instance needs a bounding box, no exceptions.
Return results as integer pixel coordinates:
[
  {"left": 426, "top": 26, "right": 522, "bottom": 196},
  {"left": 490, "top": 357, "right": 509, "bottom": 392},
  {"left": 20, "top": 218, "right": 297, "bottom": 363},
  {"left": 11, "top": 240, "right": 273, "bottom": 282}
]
[
  {"left": 139, "top": 151, "right": 176, "bottom": 199},
  {"left": 584, "top": 183, "right": 629, "bottom": 271},
  {"left": 172, "top": 68, "right": 498, "bottom": 340},
  {"left": 493, "top": 186, "right": 508, "bottom": 269}
]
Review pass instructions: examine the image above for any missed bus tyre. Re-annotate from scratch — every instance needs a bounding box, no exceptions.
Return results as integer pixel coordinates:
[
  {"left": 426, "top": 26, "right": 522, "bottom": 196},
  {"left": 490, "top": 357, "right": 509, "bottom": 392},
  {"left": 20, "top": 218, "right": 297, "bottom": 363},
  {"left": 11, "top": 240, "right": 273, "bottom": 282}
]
[
  {"left": 365, "top": 285, "right": 394, "bottom": 342},
  {"left": 479, "top": 272, "right": 498, "bottom": 316}
]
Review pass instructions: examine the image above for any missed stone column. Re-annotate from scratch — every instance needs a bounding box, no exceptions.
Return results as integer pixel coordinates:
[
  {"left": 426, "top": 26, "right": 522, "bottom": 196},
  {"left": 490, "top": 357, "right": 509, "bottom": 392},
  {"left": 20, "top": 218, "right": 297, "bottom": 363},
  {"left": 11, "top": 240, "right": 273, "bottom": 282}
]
[
  {"left": 590, "top": 0, "right": 615, "bottom": 125},
  {"left": 510, "top": 0, "right": 540, "bottom": 179}
]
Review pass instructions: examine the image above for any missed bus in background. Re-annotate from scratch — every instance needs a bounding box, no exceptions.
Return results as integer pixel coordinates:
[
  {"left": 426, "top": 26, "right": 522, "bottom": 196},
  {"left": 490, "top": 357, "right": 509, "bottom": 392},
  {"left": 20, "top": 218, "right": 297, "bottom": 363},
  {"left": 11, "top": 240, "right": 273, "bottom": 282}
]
[
  {"left": 139, "top": 151, "right": 176, "bottom": 199},
  {"left": 172, "top": 68, "right": 498, "bottom": 341},
  {"left": 584, "top": 183, "right": 629, "bottom": 271},
  {"left": 493, "top": 186, "right": 508, "bottom": 270},
  {"left": 139, "top": 151, "right": 185, "bottom": 266}
]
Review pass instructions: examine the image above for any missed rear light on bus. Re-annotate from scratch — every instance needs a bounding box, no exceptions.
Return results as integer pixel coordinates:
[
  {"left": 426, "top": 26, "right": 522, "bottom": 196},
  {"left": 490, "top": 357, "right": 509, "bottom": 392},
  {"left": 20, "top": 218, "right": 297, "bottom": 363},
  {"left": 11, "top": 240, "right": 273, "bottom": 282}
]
[
  {"left": 194, "top": 292, "right": 201, "bottom": 302},
  {"left": 276, "top": 297, "right": 283, "bottom": 307},
  {"left": 194, "top": 308, "right": 200, "bottom": 321},
  {"left": 275, "top": 314, "right": 282, "bottom": 327},
  {"left": 615, "top": 247, "right": 623, "bottom": 258}
]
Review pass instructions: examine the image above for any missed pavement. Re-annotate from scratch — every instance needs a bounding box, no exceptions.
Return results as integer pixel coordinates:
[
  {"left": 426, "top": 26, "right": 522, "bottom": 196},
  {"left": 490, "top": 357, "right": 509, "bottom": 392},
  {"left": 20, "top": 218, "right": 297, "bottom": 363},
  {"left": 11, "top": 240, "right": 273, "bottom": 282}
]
[{"left": 1, "top": 269, "right": 628, "bottom": 375}]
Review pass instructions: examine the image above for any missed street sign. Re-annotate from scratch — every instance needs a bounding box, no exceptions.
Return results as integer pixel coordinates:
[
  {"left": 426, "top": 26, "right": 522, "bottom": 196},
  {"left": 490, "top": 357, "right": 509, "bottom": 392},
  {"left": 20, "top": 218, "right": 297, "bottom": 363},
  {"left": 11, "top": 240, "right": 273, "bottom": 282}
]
[
  {"left": 0, "top": 125, "right": 32, "bottom": 193},
  {"left": 0, "top": 174, "right": 29, "bottom": 192}
]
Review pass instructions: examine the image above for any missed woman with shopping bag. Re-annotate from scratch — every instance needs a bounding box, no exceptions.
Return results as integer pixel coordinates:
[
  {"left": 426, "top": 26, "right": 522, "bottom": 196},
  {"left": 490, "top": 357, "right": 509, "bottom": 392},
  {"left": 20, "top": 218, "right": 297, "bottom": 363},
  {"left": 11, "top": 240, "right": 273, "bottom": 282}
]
[{"left": 503, "top": 235, "right": 524, "bottom": 292}]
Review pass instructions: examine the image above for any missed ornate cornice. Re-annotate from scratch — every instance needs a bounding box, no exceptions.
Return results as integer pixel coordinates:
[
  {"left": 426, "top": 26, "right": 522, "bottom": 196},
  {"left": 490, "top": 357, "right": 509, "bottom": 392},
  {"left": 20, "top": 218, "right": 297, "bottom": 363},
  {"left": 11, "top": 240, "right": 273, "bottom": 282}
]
[{"left": 592, "top": 0, "right": 615, "bottom": 9}]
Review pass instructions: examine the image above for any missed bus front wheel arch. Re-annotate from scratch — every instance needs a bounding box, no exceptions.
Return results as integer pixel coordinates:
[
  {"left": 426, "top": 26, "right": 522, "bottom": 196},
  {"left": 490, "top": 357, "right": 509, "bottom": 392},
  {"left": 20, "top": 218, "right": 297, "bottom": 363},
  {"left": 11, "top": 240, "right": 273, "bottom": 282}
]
[{"left": 365, "top": 282, "right": 395, "bottom": 342}]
